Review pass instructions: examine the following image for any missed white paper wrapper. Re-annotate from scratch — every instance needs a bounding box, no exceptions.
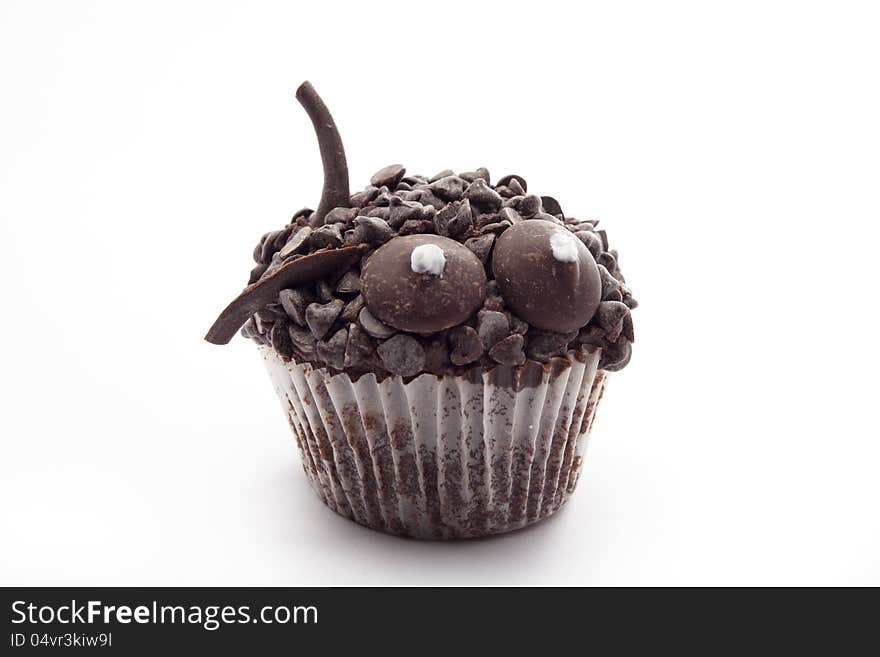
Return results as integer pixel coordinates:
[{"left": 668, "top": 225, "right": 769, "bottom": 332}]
[{"left": 260, "top": 346, "right": 607, "bottom": 539}]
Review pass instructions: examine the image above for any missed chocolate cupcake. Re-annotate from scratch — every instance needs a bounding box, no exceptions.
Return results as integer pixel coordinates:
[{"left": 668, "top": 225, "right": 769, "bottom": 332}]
[{"left": 206, "top": 82, "right": 637, "bottom": 539}]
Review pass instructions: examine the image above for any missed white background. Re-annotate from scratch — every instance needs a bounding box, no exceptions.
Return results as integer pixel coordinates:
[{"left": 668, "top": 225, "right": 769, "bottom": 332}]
[{"left": 2, "top": 0, "right": 878, "bottom": 586}]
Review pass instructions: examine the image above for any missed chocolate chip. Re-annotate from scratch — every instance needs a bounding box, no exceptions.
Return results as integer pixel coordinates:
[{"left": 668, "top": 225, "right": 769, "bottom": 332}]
[
  {"left": 344, "top": 323, "right": 374, "bottom": 368},
  {"left": 448, "top": 325, "right": 483, "bottom": 365},
  {"left": 446, "top": 200, "right": 473, "bottom": 237},
  {"left": 506, "top": 312, "right": 529, "bottom": 335},
  {"left": 255, "top": 306, "right": 285, "bottom": 323},
  {"left": 623, "top": 296, "right": 638, "bottom": 310},
  {"left": 433, "top": 204, "right": 457, "bottom": 237},
  {"left": 366, "top": 206, "right": 391, "bottom": 220},
  {"left": 350, "top": 186, "right": 379, "bottom": 207},
  {"left": 526, "top": 331, "right": 571, "bottom": 362},
  {"left": 488, "top": 334, "right": 525, "bottom": 366},
  {"left": 358, "top": 307, "right": 396, "bottom": 339},
  {"left": 597, "top": 265, "right": 621, "bottom": 301},
  {"left": 499, "top": 207, "right": 522, "bottom": 224},
  {"left": 597, "top": 251, "right": 617, "bottom": 272},
  {"left": 289, "top": 324, "right": 317, "bottom": 357},
  {"left": 497, "top": 174, "right": 526, "bottom": 192},
  {"left": 576, "top": 231, "right": 604, "bottom": 259},
  {"left": 429, "top": 176, "right": 466, "bottom": 201},
  {"left": 399, "top": 189, "right": 423, "bottom": 202},
  {"left": 595, "top": 301, "right": 630, "bottom": 342},
  {"left": 253, "top": 238, "right": 266, "bottom": 263},
  {"left": 600, "top": 339, "right": 632, "bottom": 371},
  {"left": 278, "top": 226, "right": 312, "bottom": 258},
  {"left": 398, "top": 219, "right": 435, "bottom": 235},
  {"left": 370, "top": 165, "right": 406, "bottom": 188},
  {"left": 483, "top": 294, "right": 504, "bottom": 311},
  {"left": 479, "top": 221, "right": 511, "bottom": 235},
  {"left": 603, "top": 288, "right": 623, "bottom": 302},
  {"left": 377, "top": 334, "right": 426, "bottom": 376},
  {"left": 305, "top": 299, "right": 344, "bottom": 340},
  {"left": 417, "top": 189, "right": 446, "bottom": 210},
  {"left": 508, "top": 178, "right": 526, "bottom": 196},
  {"left": 495, "top": 185, "right": 514, "bottom": 198},
  {"left": 315, "top": 279, "right": 335, "bottom": 303},
  {"left": 460, "top": 169, "right": 490, "bottom": 184},
  {"left": 621, "top": 312, "right": 635, "bottom": 342},
  {"left": 420, "top": 334, "right": 450, "bottom": 371},
  {"left": 270, "top": 320, "right": 294, "bottom": 359},
  {"left": 340, "top": 294, "right": 365, "bottom": 322},
  {"left": 317, "top": 328, "right": 348, "bottom": 370},
  {"left": 289, "top": 207, "right": 311, "bottom": 222},
  {"left": 464, "top": 233, "right": 495, "bottom": 265},
  {"left": 596, "top": 229, "right": 609, "bottom": 251},
  {"left": 272, "top": 225, "right": 296, "bottom": 250},
  {"left": 309, "top": 224, "right": 343, "bottom": 250},
  {"left": 241, "top": 317, "right": 257, "bottom": 339},
  {"left": 464, "top": 179, "right": 502, "bottom": 210},
  {"left": 477, "top": 310, "right": 509, "bottom": 349},
  {"left": 518, "top": 195, "right": 542, "bottom": 217},
  {"left": 569, "top": 220, "right": 596, "bottom": 232},
  {"left": 352, "top": 215, "right": 395, "bottom": 245},
  {"left": 577, "top": 325, "right": 608, "bottom": 349},
  {"left": 260, "top": 252, "right": 287, "bottom": 278},
  {"left": 260, "top": 230, "right": 284, "bottom": 263},
  {"left": 254, "top": 311, "right": 272, "bottom": 334},
  {"left": 428, "top": 169, "right": 455, "bottom": 183},
  {"left": 335, "top": 269, "right": 361, "bottom": 294},
  {"left": 324, "top": 207, "right": 358, "bottom": 224},
  {"left": 388, "top": 199, "right": 424, "bottom": 228},
  {"left": 279, "top": 288, "right": 313, "bottom": 326},
  {"left": 540, "top": 196, "right": 563, "bottom": 216},
  {"left": 248, "top": 263, "right": 268, "bottom": 284}
]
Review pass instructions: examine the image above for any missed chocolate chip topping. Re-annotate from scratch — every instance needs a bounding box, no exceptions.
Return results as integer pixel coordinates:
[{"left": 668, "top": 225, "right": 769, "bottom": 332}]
[
  {"left": 540, "top": 195, "right": 563, "bottom": 216},
  {"left": 376, "top": 334, "right": 425, "bottom": 376},
  {"left": 464, "top": 179, "right": 503, "bottom": 210},
  {"left": 358, "top": 307, "right": 395, "bottom": 339},
  {"left": 207, "top": 90, "right": 637, "bottom": 375},
  {"left": 305, "top": 299, "right": 344, "bottom": 340},
  {"left": 317, "top": 327, "right": 347, "bottom": 370},
  {"left": 370, "top": 164, "right": 406, "bottom": 189},
  {"left": 448, "top": 326, "right": 484, "bottom": 366},
  {"left": 361, "top": 234, "right": 487, "bottom": 333},
  {"left": 477, "top": 310, "right": 509, "bottom": 350},
  {"left": 279, "top": 288, "right": 312, "bottom": 326},
  {"left": 489, "top": 334, "right": 526, "bottom": 366}
]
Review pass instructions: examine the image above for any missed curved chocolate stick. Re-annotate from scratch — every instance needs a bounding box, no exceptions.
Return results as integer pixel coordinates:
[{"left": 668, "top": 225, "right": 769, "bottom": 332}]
[
  {"left": 295, "top": 81, "right": 350, "bottom": 226},
  {"left": 205, "top": 246, "right": 366, "bottom": 345}
]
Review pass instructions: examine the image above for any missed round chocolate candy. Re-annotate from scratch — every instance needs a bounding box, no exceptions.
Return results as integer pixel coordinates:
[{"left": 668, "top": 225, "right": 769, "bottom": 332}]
[
  {"left": 492, "top": 220, "right": 601, "bottom": 332},
  {"left": 362, "top": 234, "right": 487, "bottom": 333}
]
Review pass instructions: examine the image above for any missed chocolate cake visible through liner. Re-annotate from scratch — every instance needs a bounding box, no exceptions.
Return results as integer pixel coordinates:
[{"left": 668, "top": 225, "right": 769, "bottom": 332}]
[{"left": 206, "top": 81, "right": 638, "bottom": 539}]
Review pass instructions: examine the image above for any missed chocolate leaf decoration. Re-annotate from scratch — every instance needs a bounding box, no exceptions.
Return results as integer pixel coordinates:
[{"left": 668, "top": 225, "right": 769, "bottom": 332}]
[{"left": 205, "top": 245, "right": 366, "bottom": 345}]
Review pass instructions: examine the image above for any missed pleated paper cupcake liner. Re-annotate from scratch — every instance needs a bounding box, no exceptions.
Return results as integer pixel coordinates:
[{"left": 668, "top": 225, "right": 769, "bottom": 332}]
[{"left": 261, "top": 346, "right": 607, "bottom": 539}]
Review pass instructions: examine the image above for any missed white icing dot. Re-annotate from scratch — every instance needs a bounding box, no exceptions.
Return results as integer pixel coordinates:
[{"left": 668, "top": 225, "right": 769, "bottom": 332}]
[
  {"left": 410, "top": 243, "right": 446, "bottom": 277},
  {"left": 549, "top": 231, "right": 579, "bottom": 263}
]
